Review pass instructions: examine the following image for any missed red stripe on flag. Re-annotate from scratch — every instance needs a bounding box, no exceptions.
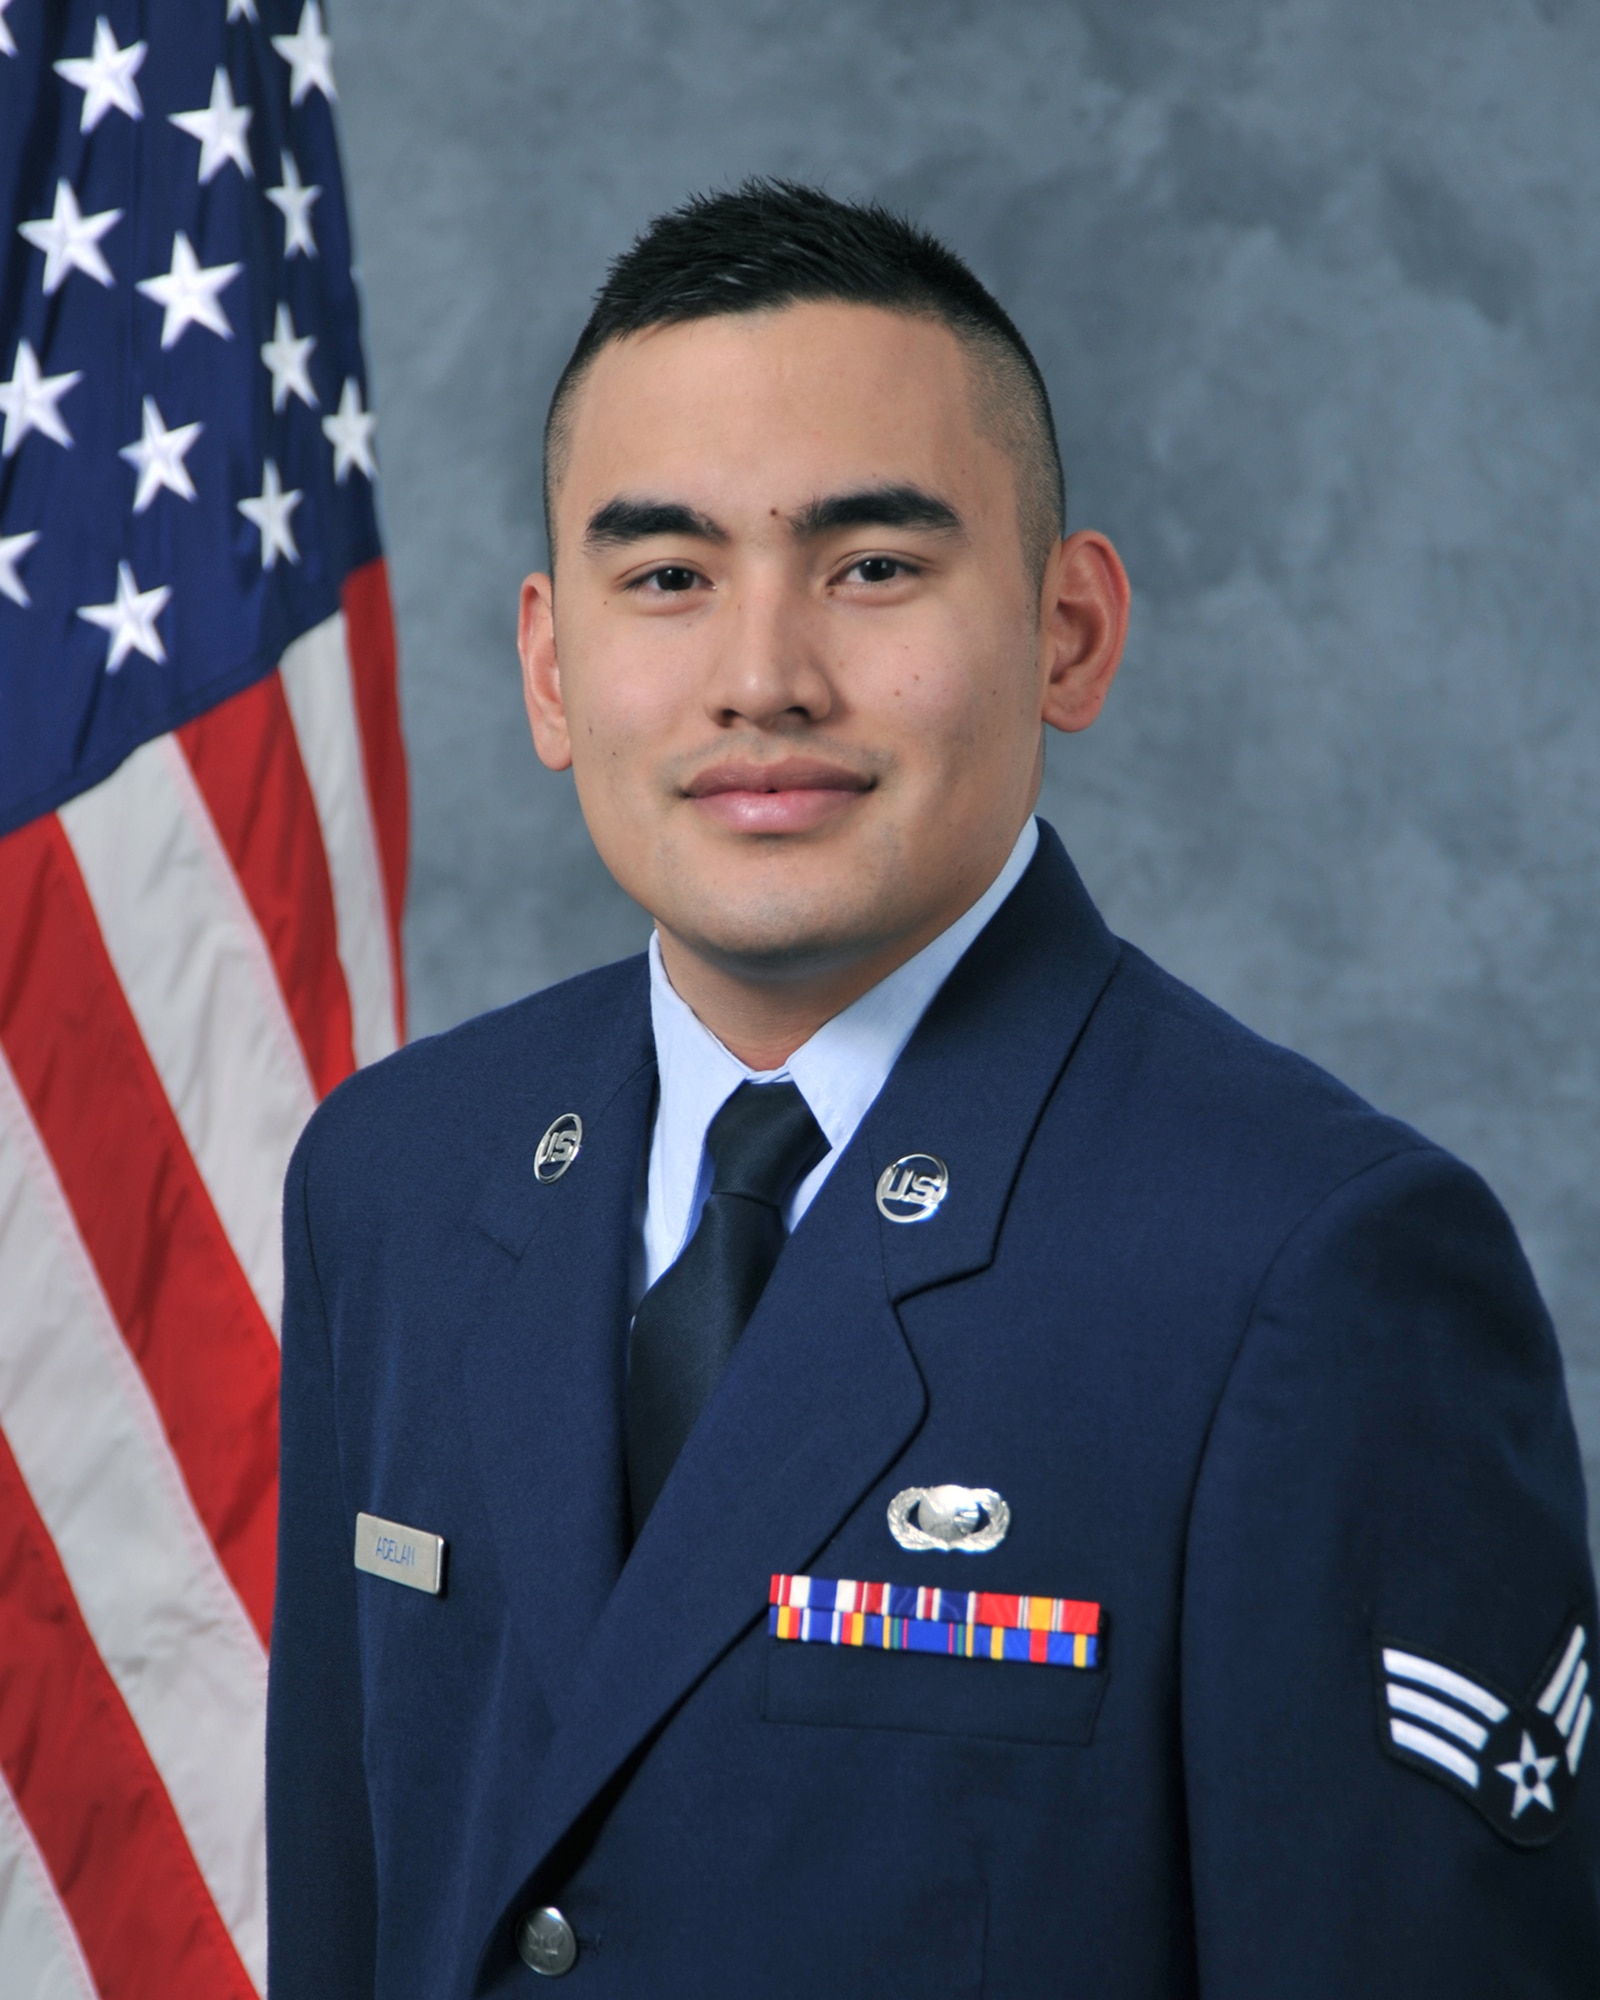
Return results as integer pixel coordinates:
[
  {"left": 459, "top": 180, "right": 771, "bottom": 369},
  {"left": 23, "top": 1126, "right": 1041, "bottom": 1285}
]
[
  {"left": 0, "top": 817, "right": 279, "bottom": 1643},
  {"left": 178, "top": 671, "right": 358, "bottom": 1100},
  {"left": 0, "top": 1424, "right": 257, "bottom": 2000},
  {"left": 341, "top": 559, "right": 409, "bottom": 1038}
]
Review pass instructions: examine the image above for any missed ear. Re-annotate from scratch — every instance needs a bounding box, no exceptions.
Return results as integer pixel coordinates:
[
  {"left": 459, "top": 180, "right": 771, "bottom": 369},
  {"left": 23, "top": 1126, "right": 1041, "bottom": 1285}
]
[
  {"left": 1038, "top": 530, "right": 1130, "bottom": 734},
  {"left": 518, "top": 571, "right": 573, "bottom": 771}
]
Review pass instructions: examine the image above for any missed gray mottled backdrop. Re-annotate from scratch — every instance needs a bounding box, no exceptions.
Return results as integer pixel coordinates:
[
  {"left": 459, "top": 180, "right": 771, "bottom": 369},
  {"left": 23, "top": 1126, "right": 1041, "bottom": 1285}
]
[{"left": 333, "top": 0, "right": 1600, "bottom": 1541}]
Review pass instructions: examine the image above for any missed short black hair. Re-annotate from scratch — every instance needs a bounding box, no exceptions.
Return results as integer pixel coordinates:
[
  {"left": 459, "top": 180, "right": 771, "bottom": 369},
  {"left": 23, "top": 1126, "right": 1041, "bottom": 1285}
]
[{"left": 544, "top": 178, "right": 1065, "bottom": 577}]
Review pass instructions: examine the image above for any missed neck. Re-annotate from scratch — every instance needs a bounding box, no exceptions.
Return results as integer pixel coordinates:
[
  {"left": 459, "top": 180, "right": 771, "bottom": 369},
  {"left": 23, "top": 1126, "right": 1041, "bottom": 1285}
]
[{"left": 654, "top": 923, "right": 945, "bottom": 1071}]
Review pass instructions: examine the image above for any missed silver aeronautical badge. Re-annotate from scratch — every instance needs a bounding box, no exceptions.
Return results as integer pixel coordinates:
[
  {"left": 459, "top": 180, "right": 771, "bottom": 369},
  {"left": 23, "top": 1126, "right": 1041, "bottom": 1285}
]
[
  {"left": 887, "top": 1484, "right": 1010, "bottom": 1554},
  {"left": 875, "top": 1154, "right": 949, "bottom": 1223},
  {"left": 534, "top": 1112, "right": 583, "bottom": 1183}
]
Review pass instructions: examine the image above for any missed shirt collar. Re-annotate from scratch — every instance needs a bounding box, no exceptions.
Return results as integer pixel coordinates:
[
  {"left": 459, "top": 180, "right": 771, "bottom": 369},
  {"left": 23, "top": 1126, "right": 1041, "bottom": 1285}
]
[{"left": 645, "top": 817, "right": 1038, "bottom": 1276}]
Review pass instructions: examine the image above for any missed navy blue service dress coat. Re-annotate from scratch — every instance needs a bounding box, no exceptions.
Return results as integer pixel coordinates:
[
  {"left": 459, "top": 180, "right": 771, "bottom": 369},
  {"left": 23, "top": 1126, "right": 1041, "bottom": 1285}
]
[{"left": 267, "top": 824, "right": 1600, "bottom": 1997}]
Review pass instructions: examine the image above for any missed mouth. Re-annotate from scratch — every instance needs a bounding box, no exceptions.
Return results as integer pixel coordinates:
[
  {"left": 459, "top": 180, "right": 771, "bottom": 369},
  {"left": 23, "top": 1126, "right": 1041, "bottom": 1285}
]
[{"left": 683, "top": 758, "right": 873, "bottom": 835}]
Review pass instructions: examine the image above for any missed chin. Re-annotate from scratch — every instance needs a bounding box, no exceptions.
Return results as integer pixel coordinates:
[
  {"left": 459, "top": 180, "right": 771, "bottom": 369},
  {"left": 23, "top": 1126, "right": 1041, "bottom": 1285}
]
[{"left": 671, "top": 888, "right": 893, "bottom": 982}]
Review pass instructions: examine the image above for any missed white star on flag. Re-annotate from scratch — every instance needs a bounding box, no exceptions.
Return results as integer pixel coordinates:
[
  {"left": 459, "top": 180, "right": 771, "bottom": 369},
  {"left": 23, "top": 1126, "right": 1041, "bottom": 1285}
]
[
  {"left": 77, "top": 560, "right": 171, "bottom": 671},
  {"left": 0, "top": 0, "right": 409, "bottom": 1974},
  {"left": 120, "top": 398, "right": 203, "bottom": 512},
  {"left": 261, "top": 303, "right": 318, "bottom": 411},
  {"left": 18, "top": 179, "right": 122, "bottom": 295},
  {"left": 1496, "top": 1732, "right": 1560, "bottom": 1819},
  {"left": 238, "top": 459, "right": 303, "bottom": 569},
  {"left": 169, "top": 66, "right": 254, "bottom": 184},
  {"left": 54, "top": 16, "right": 146, "bottom": 131},
  {"left": 0, "top": 339, "right": 83, "bottom": 457},
  {"left": 322, "top": 377, "right": 377, "bottom": 483},
  {"left": 136, "top": 232, "right": 242, "bottom": 348},
  {"left": 267, "top": 151, "right": 321, "bottom": 258},
  {"left": 0, "top": 528, "right": 39, "bottom": 606},
  {"left": 272, "top": 1, "right": 336, "bottom": 105}
]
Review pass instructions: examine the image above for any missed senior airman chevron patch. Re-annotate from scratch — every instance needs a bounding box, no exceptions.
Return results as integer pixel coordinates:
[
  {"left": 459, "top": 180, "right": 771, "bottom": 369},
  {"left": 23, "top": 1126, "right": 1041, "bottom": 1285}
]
[
  {"left": 1376, "top": 1614, "right": 1591, "bottom": 1847},
  {"left": 769, "top": 1575, "right": 1102, "bottom": 1669}
]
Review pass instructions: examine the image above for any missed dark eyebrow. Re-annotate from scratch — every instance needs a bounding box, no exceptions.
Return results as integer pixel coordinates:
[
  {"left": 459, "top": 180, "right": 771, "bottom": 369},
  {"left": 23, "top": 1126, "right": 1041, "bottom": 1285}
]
[
  {"left": 584, "top": 497, "right": 730, "bottom": 550},
  {"left": 788, "top": 485, "right": 965, "bottom": 540}
]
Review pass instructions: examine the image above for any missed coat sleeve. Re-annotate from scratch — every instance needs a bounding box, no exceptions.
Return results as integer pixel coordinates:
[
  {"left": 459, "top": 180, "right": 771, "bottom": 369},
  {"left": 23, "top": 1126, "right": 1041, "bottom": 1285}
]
[
  {"left": 1183, "top": 1144, "right": 1600, "bottom": 1997},
  {"left": 266, "top": 1124, "right": 378, "bottom": 1998}
]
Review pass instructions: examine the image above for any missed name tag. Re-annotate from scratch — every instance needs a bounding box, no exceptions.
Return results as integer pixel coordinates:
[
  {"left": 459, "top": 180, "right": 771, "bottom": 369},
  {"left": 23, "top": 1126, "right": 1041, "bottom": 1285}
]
[{"left": 353, "top": 1511, "right": 445, "bottom": 1595}]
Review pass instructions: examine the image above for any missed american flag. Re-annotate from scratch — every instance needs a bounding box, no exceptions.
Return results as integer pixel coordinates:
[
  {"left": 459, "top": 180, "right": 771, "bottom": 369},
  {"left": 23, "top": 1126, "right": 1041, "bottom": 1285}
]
[{"left": 0, "top": 3, "right": 406, "bottom": 1993}]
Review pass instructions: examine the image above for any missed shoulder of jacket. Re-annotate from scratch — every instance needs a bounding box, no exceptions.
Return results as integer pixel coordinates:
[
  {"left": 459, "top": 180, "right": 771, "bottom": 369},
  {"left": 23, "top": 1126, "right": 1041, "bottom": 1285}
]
[
  {"left": 1080, "top": 940, "right": 1439, "bottom": 1199},
  {"left": 294, "top": 951, "right": 650, "bottom": 1177}
]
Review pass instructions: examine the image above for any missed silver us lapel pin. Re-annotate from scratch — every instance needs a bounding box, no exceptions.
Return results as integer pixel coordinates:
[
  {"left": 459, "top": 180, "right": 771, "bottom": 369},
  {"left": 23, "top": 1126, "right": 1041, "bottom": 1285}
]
[
  {"left": 354, "top": 1510, "right": 446, "bottom": 1595},
  {"left": 888, "top": 1483, "right": 1010, "bottom": 1554},
  {"left": 534, "top": 1112, "right": 583, "bottom": 1183},
  {"left": 875, "top": 1153, "right": 948, "bottom": 1223}
]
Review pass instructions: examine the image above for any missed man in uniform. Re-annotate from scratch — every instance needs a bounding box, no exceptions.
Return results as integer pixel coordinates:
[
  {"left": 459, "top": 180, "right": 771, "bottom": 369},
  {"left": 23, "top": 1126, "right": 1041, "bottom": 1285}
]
[{"left": 267, "top": 181, "right": 1600, "bottom": 1995}]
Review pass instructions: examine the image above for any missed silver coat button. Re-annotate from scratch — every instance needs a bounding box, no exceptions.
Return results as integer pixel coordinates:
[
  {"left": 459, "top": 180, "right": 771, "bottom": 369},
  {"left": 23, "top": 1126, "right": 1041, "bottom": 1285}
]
[{"left": 517, "top": 1907, "right": 577, "bottom": 1977}]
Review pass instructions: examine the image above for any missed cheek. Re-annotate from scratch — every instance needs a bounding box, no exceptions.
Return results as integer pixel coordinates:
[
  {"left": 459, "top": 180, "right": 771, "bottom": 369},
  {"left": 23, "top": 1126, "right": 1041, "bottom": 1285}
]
[
  {"left": 870, "top": 625, "right": 1034, "bottom": 772},
  {"left": 561, "top": 700, "right": 655, "bottom": 851},
  {"left": 562, "top": 637, "right": 680, "bottom": 772}
]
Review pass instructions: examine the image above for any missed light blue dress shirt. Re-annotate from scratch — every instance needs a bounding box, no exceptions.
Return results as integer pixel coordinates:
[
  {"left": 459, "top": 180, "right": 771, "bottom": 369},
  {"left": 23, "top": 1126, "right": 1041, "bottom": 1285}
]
[{"left": 641, "top": 816, "right": 1039, "bottom": 1293}]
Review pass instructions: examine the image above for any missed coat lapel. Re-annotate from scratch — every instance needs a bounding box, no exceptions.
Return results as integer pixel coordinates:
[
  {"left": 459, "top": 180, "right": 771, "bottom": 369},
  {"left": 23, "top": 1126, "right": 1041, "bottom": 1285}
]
[
  {"left": 506, "top": 1137, "right": 926, "bottom": 1871},
  {"left": 458, "top": 969, "right": 656, "bottom": 1709},
  {"left": 482, "top": 826, "right": 1124, "bottom": 1938},
  {"left": 865, "top": 825, "right": 1120, "bottom": 1305}
]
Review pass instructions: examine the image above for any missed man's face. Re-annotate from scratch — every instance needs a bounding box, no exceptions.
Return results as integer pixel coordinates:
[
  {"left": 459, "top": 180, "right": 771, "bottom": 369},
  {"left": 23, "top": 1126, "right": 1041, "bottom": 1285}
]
[{"left": 521, "top": 301, "right": 1120, "bottom": 989}]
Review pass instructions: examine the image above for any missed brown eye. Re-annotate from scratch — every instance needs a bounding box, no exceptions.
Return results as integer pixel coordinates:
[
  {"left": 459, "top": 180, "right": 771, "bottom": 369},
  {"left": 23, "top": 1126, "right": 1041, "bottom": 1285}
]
[
  {"left": 852, "top": 557, "right": 902, "bottom": 584},
  {"left": 649, "top": 566, "right": 700, "bottom": 593}
]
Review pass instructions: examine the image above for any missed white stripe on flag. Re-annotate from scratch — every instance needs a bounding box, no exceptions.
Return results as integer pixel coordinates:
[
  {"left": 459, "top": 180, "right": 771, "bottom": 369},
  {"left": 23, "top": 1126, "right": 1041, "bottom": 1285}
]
[
  {"left": 58, "top": 732, "right": 316, "bottom": 1335},
  {"left": 0, "top": 1771, "right": 98, "bottom": 2000},
  {"left": 280, "top": 611, "right": 401, "bottom": 1067},
  {"left": 1381, "top": 1648, "right": 1509, "bottom": 1723},
  {"left": 1389, "top": 1718, "right": 1480, "bottom": 1788},
  {"left": 0, "top": 1050, "right": 268, "bottom": 1991},
  {"left": 1386, "top": 1682, "right": 1490, "bottom": 1751}
]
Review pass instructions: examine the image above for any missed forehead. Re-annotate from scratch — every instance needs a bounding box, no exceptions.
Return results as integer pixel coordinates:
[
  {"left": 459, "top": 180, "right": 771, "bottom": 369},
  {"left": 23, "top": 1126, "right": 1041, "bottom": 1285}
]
[{"left": 557, "top": 302, "right": 1006, "bottom": 520}]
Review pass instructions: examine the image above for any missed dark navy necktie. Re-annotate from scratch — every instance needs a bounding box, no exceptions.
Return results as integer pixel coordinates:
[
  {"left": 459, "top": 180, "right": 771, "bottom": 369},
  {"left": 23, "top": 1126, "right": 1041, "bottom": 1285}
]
[{"left": 626, "top": 1080, "right": 827, "bottom": 1537}]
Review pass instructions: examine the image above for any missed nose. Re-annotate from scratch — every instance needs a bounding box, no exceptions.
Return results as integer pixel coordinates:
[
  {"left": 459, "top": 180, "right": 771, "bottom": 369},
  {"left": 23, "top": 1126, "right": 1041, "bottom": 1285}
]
[{"left": 702, "top": 572, "right": 832, "bottom": 729}]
